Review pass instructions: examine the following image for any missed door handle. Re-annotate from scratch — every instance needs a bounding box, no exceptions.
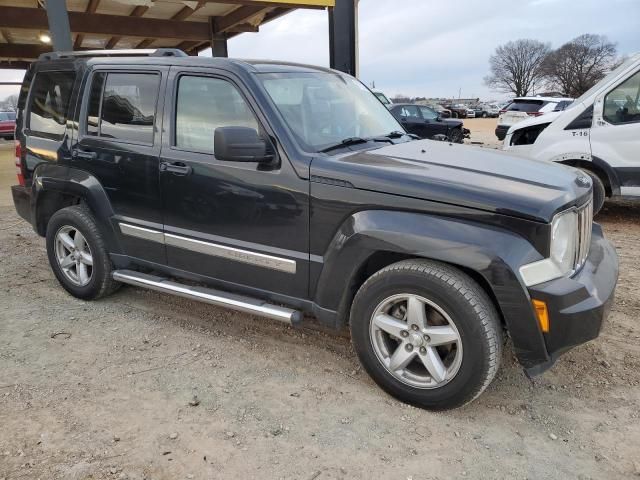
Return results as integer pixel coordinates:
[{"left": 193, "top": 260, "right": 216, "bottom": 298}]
[
  {"left": 72, "top": 149, "right": 97, "bottom": 160},
  {"left": 160, "top": 162, "right": 192, "bottom": 176}
]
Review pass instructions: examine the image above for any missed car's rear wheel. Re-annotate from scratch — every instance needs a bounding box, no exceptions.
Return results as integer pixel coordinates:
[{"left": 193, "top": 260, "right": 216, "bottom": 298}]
[
  {"left": 482, "top": 112, "right": 488, "bottom": 118},
  {"left": 350, "top": 259, "right": 502, "bottom": 410},
  {"left": 46, "top": 204, "right": 120, "bottom": 300}
]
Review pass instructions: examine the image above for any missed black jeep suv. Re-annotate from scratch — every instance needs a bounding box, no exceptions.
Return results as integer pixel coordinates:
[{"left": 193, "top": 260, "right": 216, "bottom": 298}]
[{"left": 11, "top": 49, "right": 618, "bottom": 410}]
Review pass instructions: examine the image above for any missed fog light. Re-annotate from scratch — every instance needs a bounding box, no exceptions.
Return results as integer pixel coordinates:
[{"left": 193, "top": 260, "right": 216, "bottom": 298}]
[{"left": 532, "top": 299, "right": 549, "bottom": 333}]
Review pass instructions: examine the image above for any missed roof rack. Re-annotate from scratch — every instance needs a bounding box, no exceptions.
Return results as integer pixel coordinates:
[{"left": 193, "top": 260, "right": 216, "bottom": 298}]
[{"left": 38, "top": 48, "right": 187, "bottom": 61}]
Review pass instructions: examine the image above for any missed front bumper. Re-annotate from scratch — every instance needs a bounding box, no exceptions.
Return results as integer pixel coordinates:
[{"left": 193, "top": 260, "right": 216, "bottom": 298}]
[
  {"left": 11, "top": 184, "right": 31, "bottom": 223},
  {"left": 524, "top": 223, "right": 618, "bottom": 376}
]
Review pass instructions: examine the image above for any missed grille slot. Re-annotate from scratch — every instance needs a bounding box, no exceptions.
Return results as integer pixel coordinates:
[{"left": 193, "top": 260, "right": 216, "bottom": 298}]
[{"left": 574, "top": 199, "right": 593, "bottom": 272}]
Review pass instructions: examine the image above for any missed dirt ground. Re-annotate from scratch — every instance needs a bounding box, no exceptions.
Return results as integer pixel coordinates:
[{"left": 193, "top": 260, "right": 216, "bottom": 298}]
[
  {"left": 1, "top": 141, "right": 640, "bottom": 480},
  {"left": 462, "top": 118, "right": 502, "bottom": 148}
]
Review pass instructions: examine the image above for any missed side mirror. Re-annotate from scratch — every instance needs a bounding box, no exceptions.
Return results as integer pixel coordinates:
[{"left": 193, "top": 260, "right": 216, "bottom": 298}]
[{"left": 214, "top": 127, "right": 274, "bottom": 163}]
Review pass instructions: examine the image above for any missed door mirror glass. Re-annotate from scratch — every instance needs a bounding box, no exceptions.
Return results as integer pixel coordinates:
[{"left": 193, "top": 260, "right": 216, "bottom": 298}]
[{"left": 214, "top": 127, "right": 273, "bottom": 163}]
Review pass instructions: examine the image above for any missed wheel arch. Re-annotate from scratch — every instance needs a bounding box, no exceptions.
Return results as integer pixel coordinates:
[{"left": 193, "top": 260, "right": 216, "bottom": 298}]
[
  {"left": 32, "top": 163, "right": 123, "bottom": 254},
  {"left": 557, "top": 157, "right": 620, "bottom": 197},
  {"left": 313, "top": 210, "right": 551, "bottom": 369}
]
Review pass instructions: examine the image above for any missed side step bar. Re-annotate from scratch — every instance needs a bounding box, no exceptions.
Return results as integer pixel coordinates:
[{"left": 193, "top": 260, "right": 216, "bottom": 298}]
[{"left": 112, "top": 270, "right": 303, "bottom": 326}]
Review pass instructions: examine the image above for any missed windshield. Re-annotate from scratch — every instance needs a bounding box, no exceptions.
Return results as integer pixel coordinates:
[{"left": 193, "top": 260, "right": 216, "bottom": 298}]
[
  {"left": 259, "top": 72, "right": 403, "bottom": 152},
  {"left": 374, "top": 92, "right": 391, "bottom": 105}
]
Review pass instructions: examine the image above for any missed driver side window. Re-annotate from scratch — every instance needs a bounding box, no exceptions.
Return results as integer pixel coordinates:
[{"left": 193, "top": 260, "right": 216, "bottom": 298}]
[
  {"left": 175, "top": 75, "right": 259, "bottom": 154},
  {"left": 603, "top": 70, "right": 640, "bottom": 125}
]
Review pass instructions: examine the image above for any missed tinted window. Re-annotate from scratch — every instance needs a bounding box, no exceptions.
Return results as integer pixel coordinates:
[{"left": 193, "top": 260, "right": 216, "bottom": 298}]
[
  {"left": 175, "top": 76, "right": 259, "bottom": 154},
  {"left": 505, "top": 100, "right": 545, "bottom": 113},
  {"left": 86, "top": 72, "right": 106, "bottom": 136},
  {"left": 85, "top": 72, "right": 159, "bottom": 144},
  {"left": 397, "top": 105, "right": 420, "bottom": 118},
  {"left": 0, "top": 112, "right": 16, "bottom": 121},
  {"left": 28, "top": 71, "right": 76, "bottom": 138},
  {"left": 604, "top": 70, "right": 640, "bottom": 125},
  {"left": 419, "top": 106, "right": 438, "bottom": 120}
]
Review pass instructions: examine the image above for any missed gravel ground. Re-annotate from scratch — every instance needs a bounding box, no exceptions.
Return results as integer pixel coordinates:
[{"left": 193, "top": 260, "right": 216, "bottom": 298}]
[{"left": 1, "top": 155, "right": 640, "bottom": 479}]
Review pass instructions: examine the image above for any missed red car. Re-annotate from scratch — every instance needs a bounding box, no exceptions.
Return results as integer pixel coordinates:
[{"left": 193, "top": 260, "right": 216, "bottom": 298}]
[{"left": 0, "top": 111, "right": 16, "bottom": 139}]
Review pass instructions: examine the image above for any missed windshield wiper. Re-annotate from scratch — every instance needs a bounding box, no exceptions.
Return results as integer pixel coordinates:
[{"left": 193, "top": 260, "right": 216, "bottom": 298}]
[
  {"left": 319, "top": 137, "right": 369, "bottom": 153},
  {"left": 319, "top": 134, "right": 404, "bottom": 154},
  {"left": 382, "top": 131, "right": 407, "bottom": 139}
]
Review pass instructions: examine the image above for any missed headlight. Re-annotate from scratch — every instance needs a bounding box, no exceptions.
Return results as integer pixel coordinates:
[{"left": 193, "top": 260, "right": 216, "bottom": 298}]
[{"left": 519, "top": 209, "right": 578, "bottom": 286}]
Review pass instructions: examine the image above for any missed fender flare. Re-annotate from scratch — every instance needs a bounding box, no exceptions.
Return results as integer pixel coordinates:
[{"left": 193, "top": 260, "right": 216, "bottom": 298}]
[
  {"left": 31, "top": 163, "right": 123, "bottom": 254},
  {"left": 313, "top": 210, "right": 550, "bottom": 369}
]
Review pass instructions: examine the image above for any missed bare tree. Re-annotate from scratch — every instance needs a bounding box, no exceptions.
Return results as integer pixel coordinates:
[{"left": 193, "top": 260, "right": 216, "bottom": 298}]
[
  {"left": 484, "top": 39, "right": 551, "bottom": 97},
  {"left": 3, "top": 94, "right": 19, "bottom": 111},
  {"left": 542, "top": 34, "right": 619, "bottom": 98}
]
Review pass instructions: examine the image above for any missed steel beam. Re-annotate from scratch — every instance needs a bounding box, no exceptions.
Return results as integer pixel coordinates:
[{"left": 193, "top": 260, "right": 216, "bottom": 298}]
[
  {"left": 45, "top": 0, "right": 73, "bottom": 51},
  {"left": 328, "top": 0, "right": 358, "bottom": 76}
]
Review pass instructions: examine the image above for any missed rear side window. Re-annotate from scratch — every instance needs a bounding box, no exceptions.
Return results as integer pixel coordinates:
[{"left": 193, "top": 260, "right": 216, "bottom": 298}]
[
  {"left": 0, "top": 112, "right": 16, "bottom": 121},
  {"left": 506, "top": 100, "right": 545, "bottom": 113},
  {"left": 397, "top": 105, "right": 420, "bottom": 118},
  {"left": 85, "top": 72, "right": 160, "bottom": 144},
  {"left": 28, "top": 70, "right": 76, "bottom": 138}
]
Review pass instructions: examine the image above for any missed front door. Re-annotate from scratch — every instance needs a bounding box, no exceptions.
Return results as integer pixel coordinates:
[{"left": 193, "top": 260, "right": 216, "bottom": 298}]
[
  {"left": 396, "top": 105, "right": 428, "bottom": 138},
  {"left": 73, "top": 67, "right": 168, "bottom": 264},
  {"left": 159, "top": 68, "right": 309, "bottom": 299},
  {"left": 591, "top": 67, "right": 640, "bottom": 196}
]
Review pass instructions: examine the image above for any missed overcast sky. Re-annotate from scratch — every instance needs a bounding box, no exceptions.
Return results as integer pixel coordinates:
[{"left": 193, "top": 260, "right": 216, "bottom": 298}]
[{"left": 1, "top": 0, "right": 638, "bottom": 102}]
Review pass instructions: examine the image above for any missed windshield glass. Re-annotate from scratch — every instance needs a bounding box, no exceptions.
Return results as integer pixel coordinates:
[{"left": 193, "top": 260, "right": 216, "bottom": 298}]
[{"left": 259, "top": 72, "right": 403, "bottom": 152}]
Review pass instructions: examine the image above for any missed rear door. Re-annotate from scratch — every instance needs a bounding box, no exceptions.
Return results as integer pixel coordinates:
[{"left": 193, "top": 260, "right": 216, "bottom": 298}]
[
  {"left": 73, "top": 66, "right": 168, "bottom": 264},
  {"left": 159, "top": 67, "right": 310, "bottom": 299}
]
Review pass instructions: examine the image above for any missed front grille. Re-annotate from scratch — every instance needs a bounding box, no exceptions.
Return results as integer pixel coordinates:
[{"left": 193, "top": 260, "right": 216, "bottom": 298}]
[{"left": 574, "top": 199, "right": 593, "bottom": 272}]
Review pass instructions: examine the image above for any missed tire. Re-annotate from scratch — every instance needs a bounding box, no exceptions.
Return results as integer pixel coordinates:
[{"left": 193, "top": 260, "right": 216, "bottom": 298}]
[
  {"left": 448, "top": 128, "right": 464, "bottom": 144},
  {"left": 482, "top": 112, "right": 488, "bottom": 118},
  {"left": 350, "top": 259, "right": 502, "bottom": 410},
  {"left": 46, "top": 204, "right": 120, "bottom": 300},
  {"left": 581, "top": 169, "right": 605, "bottom": 215}
]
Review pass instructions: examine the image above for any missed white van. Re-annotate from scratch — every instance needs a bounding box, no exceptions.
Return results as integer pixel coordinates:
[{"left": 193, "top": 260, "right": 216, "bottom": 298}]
[{"left": 503, "top": 53, "right": 640, "bottom": 214}]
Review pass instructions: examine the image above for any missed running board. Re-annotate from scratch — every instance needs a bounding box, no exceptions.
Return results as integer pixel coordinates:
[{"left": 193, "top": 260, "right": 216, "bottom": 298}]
[{"left": 112, "top": 269, "right": 303, "bottom": 326}]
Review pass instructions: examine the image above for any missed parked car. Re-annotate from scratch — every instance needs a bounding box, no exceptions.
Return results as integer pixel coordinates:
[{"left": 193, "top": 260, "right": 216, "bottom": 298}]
[
  {"left": 442, "top": 103, "right": 468, "bottom": 118},
  {"left": 12, "top": 49, "right": 618, "bottom": 410},
  {"left": 495, "top": 96, "right": 573, "bottom": 140},
  {"left": 465, "top": 108, "right": 476, "bottom": 118},
  {"left": 373, "top": 91, "right": 393, "bottom": 107},
  {"left": 504, "top": 52, "right": 640, "bottom": 215},
  {"left": 429, "top": 103, "right": 451, "bottom": 118},
  {"left": 0, "top": 110, "right": 16, "bottom": 139},
  {"left": 472, "top": 104, "right": 498, "bottom": 118},
  {"left": 389, "top": 103, "right": 468, "bottom": 142}
]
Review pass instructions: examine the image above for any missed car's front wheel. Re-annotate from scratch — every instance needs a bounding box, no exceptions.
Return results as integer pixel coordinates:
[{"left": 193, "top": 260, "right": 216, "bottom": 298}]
[
  {"left": 350, "top": 259, "right": 502, "bottom": 410},
  {"left": 448, "top": 127, "right": 464, "bottom": 144}
]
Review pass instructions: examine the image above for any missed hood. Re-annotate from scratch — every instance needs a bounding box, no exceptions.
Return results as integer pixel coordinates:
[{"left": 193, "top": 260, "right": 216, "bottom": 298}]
[
  {"left": 311, "top": 140, "right": 592, "bottom": 222},
  {"left": 507, "top": 111, "right": 562, "bottom": 133},
  {"left": 443, "top": 118, "right": 463, "bottom": 128}
]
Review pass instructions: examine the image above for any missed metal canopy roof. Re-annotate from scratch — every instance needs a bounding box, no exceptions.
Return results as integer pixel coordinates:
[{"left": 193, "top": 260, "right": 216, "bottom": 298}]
[{"left": 0, "top": 0, "right": 335, "bottom": 69}]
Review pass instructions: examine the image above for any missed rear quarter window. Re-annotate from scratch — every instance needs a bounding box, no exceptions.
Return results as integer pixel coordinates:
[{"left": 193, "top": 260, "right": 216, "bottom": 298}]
[
  {"left": 28, "top": 70, "right": 76, "bottom": 139},
  {"left": 506, "top": 100, "right": 545, "bottom": 113}
]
